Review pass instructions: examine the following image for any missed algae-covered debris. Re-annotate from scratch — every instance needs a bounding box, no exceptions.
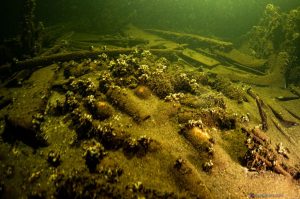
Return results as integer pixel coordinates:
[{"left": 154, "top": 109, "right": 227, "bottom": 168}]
[
  {"left": 1, "top": 4, "right": 300, "bottom": 197},
  {"left": 0, "top": 44, "right": 300, "bottom": 198},
  {"left": 242, "top": 127, "right": 296, "bottom": 178}
]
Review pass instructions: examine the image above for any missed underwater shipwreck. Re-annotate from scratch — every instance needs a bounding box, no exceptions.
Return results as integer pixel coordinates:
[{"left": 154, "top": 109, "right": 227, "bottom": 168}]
[{"left": 0, "top": 1, "right": 300, "bottom": 198}]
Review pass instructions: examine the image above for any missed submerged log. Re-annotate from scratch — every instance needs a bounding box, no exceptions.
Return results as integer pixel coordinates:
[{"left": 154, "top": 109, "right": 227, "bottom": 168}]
[
  {"left": 1, "top": 47, "right": 181, "bottom": 84},
  {"left": 75, "top": 37, "right": 148, "bottom": 48},
  {"left": 9, "top": 48, "right": 179, "bottom": 71},
  {"left": 15, "top": 48, "right": 136, "bottom": 69}
]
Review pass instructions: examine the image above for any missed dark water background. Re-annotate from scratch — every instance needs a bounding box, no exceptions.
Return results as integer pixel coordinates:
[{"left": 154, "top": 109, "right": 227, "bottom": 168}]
[{"left": 1, "top": 0, "right": 300, "bottom": 41}]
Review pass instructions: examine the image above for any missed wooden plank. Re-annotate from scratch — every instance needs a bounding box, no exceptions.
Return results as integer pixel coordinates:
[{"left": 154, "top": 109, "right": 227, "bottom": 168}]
[
  {"left": 3, "top": 48, "right": 179, "bottom": 73},
  {"left": 146, "top": 29, "right": 233, "bottom": 49},
  {"left": 124, "top": 25, "right": 182, "bottom": 49},
  {"left": 182, "top": 48, "right": 220, "bottom": 68},
  {"left": 210, "top": 53, "right": 288, "bottom": 87},
  {"left": 214, "top": 49, "right": 267, "bottom": 69}
]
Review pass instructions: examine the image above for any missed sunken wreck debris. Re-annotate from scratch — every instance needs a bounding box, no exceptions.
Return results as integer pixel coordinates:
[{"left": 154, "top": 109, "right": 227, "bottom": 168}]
[
  {"left": 242, "top": 127, "right": 299, "bottom": 179},
  {"left": 1, "top": 40, "right": 299, "bottom": 198},
  {"left": 1, "top": 3, "right": 300, "bottom": 197}
]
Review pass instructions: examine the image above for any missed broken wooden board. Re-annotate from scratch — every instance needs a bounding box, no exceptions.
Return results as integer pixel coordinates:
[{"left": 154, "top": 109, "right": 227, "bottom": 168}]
[
  {"left": 214, "top": 49, "right": 267, "bottom": 69},
  {"left": 146, "top": 29, "right": 233, "bottom": 50},
  {"left": 182, "top": 48, "right": 220, "bottom": 68}
]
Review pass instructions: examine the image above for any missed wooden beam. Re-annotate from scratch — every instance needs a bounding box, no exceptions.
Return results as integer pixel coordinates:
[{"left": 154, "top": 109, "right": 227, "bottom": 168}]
[
  {"left": 182, "top": 48, "right": 220, "bottom": 68},
  {"left": 146, "top": 29, "right": 233, "bottom": 50}
]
